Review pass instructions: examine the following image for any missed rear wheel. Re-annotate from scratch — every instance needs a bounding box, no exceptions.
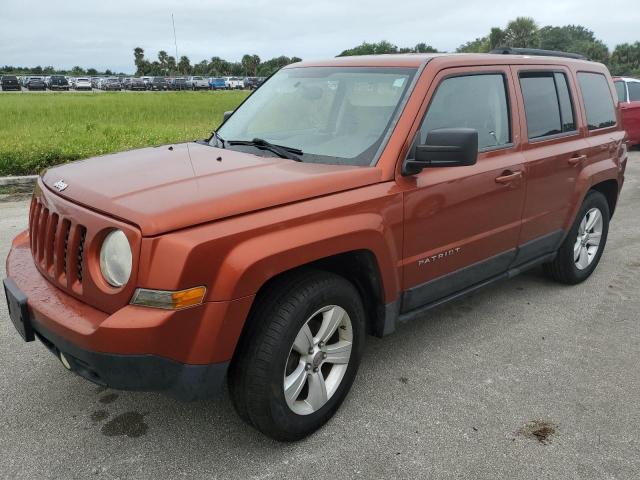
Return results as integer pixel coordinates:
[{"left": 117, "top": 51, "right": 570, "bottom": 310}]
[
  {"left": 544, "top": 190, "right": 610, "bottom": 284},
  {"left": 228, "top": 270, "right": 365, "bottom": 441}
]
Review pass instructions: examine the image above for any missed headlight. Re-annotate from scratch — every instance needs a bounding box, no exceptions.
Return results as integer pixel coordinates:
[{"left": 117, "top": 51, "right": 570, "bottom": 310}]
[{"left": 99, "top": 229, "right": 132, "bottom": 287}]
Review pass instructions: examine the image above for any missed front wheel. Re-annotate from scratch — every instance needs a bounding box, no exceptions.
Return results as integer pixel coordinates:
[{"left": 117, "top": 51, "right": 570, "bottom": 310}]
[
  {"left": 544, "top": 190, "right": 610, "bottom": 284},
  {"left": 228, "top": 270, "right": 365, "bottom": 441}
]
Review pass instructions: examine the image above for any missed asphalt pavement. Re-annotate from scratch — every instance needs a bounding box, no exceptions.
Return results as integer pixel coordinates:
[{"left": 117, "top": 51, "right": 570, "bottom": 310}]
[{"left": 1, "top": 153, "right": 639, "bottom": 479}]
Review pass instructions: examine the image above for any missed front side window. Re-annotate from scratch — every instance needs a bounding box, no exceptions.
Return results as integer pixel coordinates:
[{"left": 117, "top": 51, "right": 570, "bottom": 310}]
[
  {"left": 418, "top": 74, "right": 511, "bottom": 150},
  {"left": 217, "top": 67, "right": 416, "bottom": 166},
  {"left": 577, "top": 72, "right": 616, "bottom": 130},
  {"left": 628, "top": 82, "right": 640, "bottom": 102},
  {"left": 614, "top": 81, "right": 628, "bottom": 102}
]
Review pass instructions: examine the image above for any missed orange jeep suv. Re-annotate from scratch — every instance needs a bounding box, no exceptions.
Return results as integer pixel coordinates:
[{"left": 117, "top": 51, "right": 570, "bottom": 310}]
[{"left": 4, "top": 49, "right": 627, "bottom": 441}]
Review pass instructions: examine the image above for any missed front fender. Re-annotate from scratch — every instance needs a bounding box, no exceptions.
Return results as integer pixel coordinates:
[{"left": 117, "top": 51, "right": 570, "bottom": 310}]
[{"left": 211, "top": 213, "right": 400, "bottom": 301}]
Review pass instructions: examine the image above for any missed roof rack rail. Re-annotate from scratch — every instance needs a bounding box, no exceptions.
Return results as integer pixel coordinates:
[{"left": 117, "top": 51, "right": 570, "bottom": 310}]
[{"left": 489, "top": 47, "right": 587, "bottom": 60}]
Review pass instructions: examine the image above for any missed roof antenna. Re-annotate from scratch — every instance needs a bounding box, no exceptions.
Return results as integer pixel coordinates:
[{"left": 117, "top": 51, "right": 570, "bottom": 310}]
[
  {"left": 171, "top": 13, "right": 179, "bottom": 69},
  {"left": 172, "top": 13, "right": 197, "bottom": 175}
]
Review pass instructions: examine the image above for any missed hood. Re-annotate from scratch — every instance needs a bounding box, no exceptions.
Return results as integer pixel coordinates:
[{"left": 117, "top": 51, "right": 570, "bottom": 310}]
[{"left": 42, "top": 143, "right": 382, "bottom": 236}]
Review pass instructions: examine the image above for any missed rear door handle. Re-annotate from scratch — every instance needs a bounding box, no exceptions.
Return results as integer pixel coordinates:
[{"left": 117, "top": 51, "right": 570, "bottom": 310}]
[
  {"left": 568, "top": 154, "right": 587, "bottom": 165},
  {"left": 495, "top": 170, "right": 523, "bottom": 184}
]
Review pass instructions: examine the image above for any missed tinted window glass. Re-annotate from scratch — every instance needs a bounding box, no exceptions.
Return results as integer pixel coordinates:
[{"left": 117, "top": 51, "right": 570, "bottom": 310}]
[
  {"left": 628, "top": 82, "right": 640, "bottom": 102},
  {"left": 614, "top": 81, "right": 627, "bottom": 102},
  {"left": 577, "top": 72, "right": 616, "bottom": 130},
  {"left": 520, "top": 73, "right": 562, "bottom": 138},
  {"left": 554, "top": 73, "right": 576, "bottom": 132},
  {"left": 419, "top": 74, "right": 510, "bottom": 150}
]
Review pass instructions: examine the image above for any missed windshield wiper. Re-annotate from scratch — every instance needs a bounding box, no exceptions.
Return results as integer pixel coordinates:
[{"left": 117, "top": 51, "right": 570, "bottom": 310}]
[{"left": 227, "top": 138, "right": 302, "bottom": 161}]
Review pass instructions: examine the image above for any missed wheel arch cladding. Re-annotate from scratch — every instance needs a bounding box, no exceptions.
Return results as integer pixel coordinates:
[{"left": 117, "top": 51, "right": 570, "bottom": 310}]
[
  {"left": 232, "top": 250, "right": 387, "bottom": 361},
  {"left": 590, "top": 179, "right": 619, "bottom": 218}
]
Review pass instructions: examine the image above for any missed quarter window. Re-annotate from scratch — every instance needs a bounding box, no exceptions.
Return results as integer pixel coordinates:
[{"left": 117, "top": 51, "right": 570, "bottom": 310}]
[
  {"left": 614, "top": 81, "right": 627, "bottom": 102},
  {"left": 577, "top": 72, "right": 616, "bottom": 130},
  {"left": 628, "top": 82, "right": 640, "bottom": 102},
  {"left": 419, "top": 74, "right": 511, "bottom": 151},
  {"left": 519, "top": 71, "right": 576, "bottom": 139}
]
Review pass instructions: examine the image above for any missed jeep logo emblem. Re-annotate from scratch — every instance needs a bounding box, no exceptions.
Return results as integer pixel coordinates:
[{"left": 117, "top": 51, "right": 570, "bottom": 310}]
[{"left": 53, "top": 180, "right": 68, "bottom": 192}]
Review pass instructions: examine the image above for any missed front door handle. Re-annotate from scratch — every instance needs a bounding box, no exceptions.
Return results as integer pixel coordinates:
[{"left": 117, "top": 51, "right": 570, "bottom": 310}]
[
  {"left": 495, "top": 170, "right": 522, "bottom": 184},
  {"left": 568, "top": 154, "right": 587, "bottom": 165}
]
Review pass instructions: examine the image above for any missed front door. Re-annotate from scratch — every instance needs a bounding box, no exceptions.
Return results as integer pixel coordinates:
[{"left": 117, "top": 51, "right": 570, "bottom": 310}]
[{"left": 399, "top": 66, "right": 526, "bottom": 312}]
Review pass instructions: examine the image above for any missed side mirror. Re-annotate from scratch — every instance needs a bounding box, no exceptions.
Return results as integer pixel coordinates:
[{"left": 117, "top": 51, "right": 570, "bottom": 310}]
[
  {"left": 222, "top": 110, "right": 233, "bottom": 122},
  {"left": 402, "top": 128, "right": 478, "bottom": 176}
]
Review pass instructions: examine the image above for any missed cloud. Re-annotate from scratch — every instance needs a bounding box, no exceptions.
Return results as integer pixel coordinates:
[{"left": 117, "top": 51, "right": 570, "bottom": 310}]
[{"left": 1, "top": 0, "right": 638, "bottom": 73}]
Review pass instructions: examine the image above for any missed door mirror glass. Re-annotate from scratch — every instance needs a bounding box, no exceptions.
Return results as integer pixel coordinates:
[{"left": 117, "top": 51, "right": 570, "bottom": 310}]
[{"left": 402, "top": 128, "right": 478, "bottom": 175}]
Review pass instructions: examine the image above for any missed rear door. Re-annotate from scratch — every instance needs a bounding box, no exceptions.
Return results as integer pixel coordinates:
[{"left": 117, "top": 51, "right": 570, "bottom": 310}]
[
  {"left": 510, "top": 65, "right": 587, "bottom": 263},
  {"left": 574, "top": 71, "right": 625, "bottom": 192},
  {"left": 399, "top": 66, "right": 526, "bottom": 312},
  {"left": 621, "top": 80, "right": 640, "bottom": 144}
]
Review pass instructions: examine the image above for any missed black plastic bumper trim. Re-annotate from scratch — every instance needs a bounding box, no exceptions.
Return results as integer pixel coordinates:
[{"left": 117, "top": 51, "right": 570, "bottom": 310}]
[{"left": 32, "top": 320, "right": 228, "bottom": 401}]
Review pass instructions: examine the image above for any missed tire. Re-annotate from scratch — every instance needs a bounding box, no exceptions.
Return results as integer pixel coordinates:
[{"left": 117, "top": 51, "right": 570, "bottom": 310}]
[
  {"left": 543, "top": 190, "right": 610, "bottom": 284},
  {"left": 228, "top": 269, "right": 366, "bottom": 441}
]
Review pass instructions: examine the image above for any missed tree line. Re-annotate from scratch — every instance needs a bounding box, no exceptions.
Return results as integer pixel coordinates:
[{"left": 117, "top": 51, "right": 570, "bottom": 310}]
[
  {"left": 3, "top": 17, "right": 639, "bottom": 77},
  {"left": 454, "top": 17, "right": 639, "bottom": 75},
  {"left": 132, "top": 47, "right": 301, "bottom": 77}
]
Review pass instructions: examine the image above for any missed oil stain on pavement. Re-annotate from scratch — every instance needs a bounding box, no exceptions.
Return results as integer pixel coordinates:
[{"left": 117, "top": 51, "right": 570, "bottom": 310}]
[
  {"left": 101, "top": 412, "right": 149, "bottom": 438},
  {"left": 91, "top": 410, "right": 109, "bottom": 422},
  {"left": 99, "top": 393, "right": 119, "bottom": 404},
  {"left": 517, "top": 419, "right": 558, "bottom": 445}
]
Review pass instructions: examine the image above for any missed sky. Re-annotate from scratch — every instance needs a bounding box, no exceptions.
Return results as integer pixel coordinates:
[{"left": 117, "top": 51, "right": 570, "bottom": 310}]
[{"left": 1, "top": 0, "right": 638, "bottom": 73}]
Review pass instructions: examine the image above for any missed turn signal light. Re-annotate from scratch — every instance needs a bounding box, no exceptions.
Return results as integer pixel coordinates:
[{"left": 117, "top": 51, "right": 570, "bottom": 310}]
[{"left": 130, "top": 286, "right": 206, "bottom": 310}]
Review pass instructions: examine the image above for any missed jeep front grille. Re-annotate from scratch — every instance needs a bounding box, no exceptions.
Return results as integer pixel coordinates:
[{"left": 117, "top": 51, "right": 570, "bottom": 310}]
[{"left": 29, "top": 197, "right": 87, "bottom": 289}]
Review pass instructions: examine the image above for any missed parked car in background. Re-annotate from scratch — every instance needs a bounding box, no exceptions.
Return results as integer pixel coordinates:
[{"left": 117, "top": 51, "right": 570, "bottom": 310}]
[
  {"left": 47, "top": 75, "right": 70, "bottom": 91},
  {"left": 140, "top": 76, "right": 152, "bottom": 90},
  {"left": 149, "top": 77, "right": 166, "bottom": 91},
  {"left": 169, "top": 77, "right": 187, "bottom": 90},
  {"left": 244, "top": 77, "right": 260, "bottom": 90},
  {"left": 208, "top": 77, "right": 226, "bottom": 90},
  {"left": 25, "top": 76, "right": 46, "bottom": 91},
  {"left": 225, "top": 76, "right": 245, "bottom": 89},
  {"left": 91, "top": 77, "right": 101, "bottom": 89},
  {"left": 186, "top": 76, "right": 209, "bottom": 90},
  {"left": 614, "top": 76, "right": 640, "bottom": 146},
  {"left": 74, "top": 78, "right": 92, "bottom": 91},
  {"left": 0, "top": 75, "right": 21, "bottom": 91},
  {"left": 102, "top": 78, "right": 122, "bottom": 91},
  {"left": 127, "top": 78, "right": 147, "bottom": 91}
]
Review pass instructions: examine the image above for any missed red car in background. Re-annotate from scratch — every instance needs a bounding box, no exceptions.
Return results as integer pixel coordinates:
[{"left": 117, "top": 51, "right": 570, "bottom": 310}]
[{"left": 614, "top": 77, "right": 640, "bottom": 146}]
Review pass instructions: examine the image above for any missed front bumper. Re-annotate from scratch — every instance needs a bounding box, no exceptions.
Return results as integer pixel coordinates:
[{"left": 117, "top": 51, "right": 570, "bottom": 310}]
[
  {"left": 32, "top": 315, "right": 228, "bottom": 400},
  {"left": 5, "top": 231, "right": 254, "bottom": 399}
]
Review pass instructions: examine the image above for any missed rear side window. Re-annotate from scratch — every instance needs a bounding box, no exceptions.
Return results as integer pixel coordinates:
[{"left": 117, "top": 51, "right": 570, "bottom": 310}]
[
  {"left": 419, "top": 74, "right": 511, "bottom": 150},
  {"left": 577, "top": 72, "right": 616, "bottom": 130},
  {"left": 628, "top": 82, "right": 640, "bottom": 102},
  {"left": 519, "top": 71, "right": 576, "bottom": 139},
  {"left": 614, "top": 81, "right": 627, "bottom": 102}
]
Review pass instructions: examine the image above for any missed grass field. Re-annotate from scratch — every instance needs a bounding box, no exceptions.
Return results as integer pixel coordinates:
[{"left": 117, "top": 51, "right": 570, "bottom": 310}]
[{"left": 0, "top": 91, "right": 249, "bottom": 176}]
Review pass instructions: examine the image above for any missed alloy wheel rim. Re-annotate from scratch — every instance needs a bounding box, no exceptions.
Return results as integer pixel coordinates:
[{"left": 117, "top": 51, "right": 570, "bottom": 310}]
[
  {"left": 574, "top": 208, "right": 603, "bottom": 270},
  {"left": 283, "top": 305, "right": 353, "bottom": 415}
]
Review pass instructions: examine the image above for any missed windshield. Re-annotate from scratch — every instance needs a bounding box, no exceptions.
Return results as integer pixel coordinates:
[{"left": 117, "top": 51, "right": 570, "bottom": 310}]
[{"left": 216, "top": 67, "right": 416, "bottom": 166}]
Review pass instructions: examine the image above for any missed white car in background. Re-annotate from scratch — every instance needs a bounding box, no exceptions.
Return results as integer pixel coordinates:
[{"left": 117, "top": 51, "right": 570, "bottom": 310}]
[
  {"left": 74, "top": 78, "right": 92, "bottom": 91},
  {"left": 224, "top": 76, "right": 245, "bottom": 89},
  {"left": 186, "top": 76, "right": 209, "bottom": 90}
]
